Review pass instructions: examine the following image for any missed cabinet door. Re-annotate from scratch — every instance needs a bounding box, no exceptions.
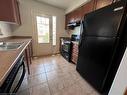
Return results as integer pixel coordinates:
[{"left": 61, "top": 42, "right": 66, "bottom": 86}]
[
  {"left": 13, "top": 0, "right": 21, "bottom": 25},
  {"left": 65, "top": 13, "right": 74, "bottom": 29},
  {"left": 69, "top": 12, "right": 75, "bottom": 23},
  {"left": 71, "top": 43, "right": 79, "bottom": 64},
  {"left": 73, "top": 8, "right": 80, "bottom": 22},
  {"left": 65, "top": 14, "right": 69, "bottom": 29},
  {"left": 81, "top": 0, "right": 95, "bottom": 17},
  {"left": 0, "top": 0, "right": 21, "bottom": 24},
  {"left": 65, "top": 0, "right": 95, "bottom": 29},
  {"left": 95, "top": 0, "right": 113, "bottom": 10}
]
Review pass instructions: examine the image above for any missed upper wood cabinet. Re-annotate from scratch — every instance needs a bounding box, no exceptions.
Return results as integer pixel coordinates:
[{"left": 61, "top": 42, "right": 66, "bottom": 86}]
[
  {"left": 65, "top": 0, "right": 95, "bottom": 29},
  {"left": 65, "top": 0, "right": 115, "bottom": 29},
  {"left": 95, "top": 0, "right": 113, "bottom": 10},
  {"left": 0, "top": 0, "right": 21, "bottom": 25},
  {"left": 81, "top": 0, "right": 95, "bottom": 18}
]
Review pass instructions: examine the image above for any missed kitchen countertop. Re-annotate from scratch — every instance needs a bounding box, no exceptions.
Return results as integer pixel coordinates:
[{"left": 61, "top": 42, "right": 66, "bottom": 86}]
[
  {"left": 71, "top": 41, "right": 79, "bottom": 45},
  {"left": 0, "top": 37, "right": 32, "bottom": 86}
]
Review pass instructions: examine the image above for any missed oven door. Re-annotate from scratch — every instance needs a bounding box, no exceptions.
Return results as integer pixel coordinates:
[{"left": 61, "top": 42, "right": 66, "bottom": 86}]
[
  {"left": 63, "top": 42, "right": 71, "bottom": 53},
  {"left": 63, "top": 44, "right": 69, "bottom": 52},
  {"left": 0, "top": 55, "right": 26, "bottom": 94},
  {"left": 10, "top": 61, "right": 25, "bottom": 93}
]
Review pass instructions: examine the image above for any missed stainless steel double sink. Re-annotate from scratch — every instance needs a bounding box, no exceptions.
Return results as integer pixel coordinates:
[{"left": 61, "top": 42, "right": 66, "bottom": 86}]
[{"left": 0, "top": 42, "right": 24, "bottom": 51}]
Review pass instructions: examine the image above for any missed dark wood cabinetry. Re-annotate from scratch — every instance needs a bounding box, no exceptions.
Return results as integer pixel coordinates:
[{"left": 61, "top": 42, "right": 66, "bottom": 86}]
[
  {"left": 65, "top": 0, "right": 95, "bottom": 29},
  {"left": 81, "top": 0, "right": 95, "bottom": 17},
  {"left": 71, "top": 42, "right": 79, "bottom": 64},
  {"left": 95, "top": 0, "right": 113, "bottom": 10},
  {"left": 0, "top": 0, "right": 21, "bottom": 25},
  {"left": 24, "top": 40, "right": 33, "bottom": 74},
  {"left": 65, "top": 0, "right": 115, "bottom": 29}
]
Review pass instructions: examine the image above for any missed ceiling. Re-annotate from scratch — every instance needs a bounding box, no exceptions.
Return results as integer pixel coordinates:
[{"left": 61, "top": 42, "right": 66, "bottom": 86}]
[{"left": 35, "top": 0, "right": 78, "bottom": 9}]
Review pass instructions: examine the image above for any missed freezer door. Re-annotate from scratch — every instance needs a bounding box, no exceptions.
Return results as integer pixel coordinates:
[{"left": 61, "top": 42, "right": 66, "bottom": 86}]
[
  {"left": 77, "top": 36, "right": 117, "bottom": 92},
  {"left": 82, "top": 1, "right": 125, "bottom": 37}
]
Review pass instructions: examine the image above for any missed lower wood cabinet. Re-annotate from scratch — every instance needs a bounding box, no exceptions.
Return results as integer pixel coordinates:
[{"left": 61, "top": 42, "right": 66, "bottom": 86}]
[
  {"left": 71, "top": 42, "right": 79, "bottom": 64},
  {"left": 24, "top": 40, "right": 33, "bottom": 74}
]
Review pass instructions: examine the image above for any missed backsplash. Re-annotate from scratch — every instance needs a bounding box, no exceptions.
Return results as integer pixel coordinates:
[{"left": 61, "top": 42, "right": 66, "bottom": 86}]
[
  {"left": 66, "top": 26, "right": 81, "bottom": 37},
  {"left": 0, "top": 22, "right": 12, "bottom": 38},
  {"left": 72, "top": 26, "right": 81, "bottom": 35}
]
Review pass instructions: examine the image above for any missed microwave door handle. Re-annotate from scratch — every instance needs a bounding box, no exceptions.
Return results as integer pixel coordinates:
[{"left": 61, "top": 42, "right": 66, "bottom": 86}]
[{"left": 13, "top": 61, "right": 26, "bottom": 93}]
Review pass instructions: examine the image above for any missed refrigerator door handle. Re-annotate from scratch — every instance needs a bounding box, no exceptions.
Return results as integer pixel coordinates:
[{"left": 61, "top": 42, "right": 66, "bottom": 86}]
[{"left": 79, "top": 20, "right": 84, "bottom": 48}]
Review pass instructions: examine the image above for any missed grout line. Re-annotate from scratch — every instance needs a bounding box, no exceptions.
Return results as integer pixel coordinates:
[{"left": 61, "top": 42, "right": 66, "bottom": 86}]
[
  {"left": 43, "top": 63, "right": 52, "bottom": 95},
  {"left": 25, "top": 55, "right": 100, "bottom": 95}
]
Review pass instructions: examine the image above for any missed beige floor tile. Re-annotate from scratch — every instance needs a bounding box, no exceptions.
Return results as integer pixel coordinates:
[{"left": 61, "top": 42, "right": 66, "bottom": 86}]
[
  {"left": 20, "top": 55, "right": 100, "bottom": 95},
  {"left": 65, "top": 84, "right": 84, "bottom": 95},
  {"left": 90, "top": 90, "right": 101, "bottom": 95},
  {"left": 76, "top": 79, "right": 95, "bottom": 95},
  {"left": 30, "top": 66, "right": 45, "bottom": 76},
  {"left": 54, "top": 83, "right": 88, "bottom": 95},
  {"left": 62, "top": 73, "right": 77, "bottom": 88},
  {"left": 44, "top": 65, "right": 55, "bottom": 73},
  {"left": 17, "top": 88, "right": 30, "bottom": 95},
  {"left": 46, "top": 68, "right": 63, "bottom": 78},
  {"left": 31, "top": 64, "right": 44, "bottom": 69},
  {"left": 30, "top": 83, "right": 50, "bottom": 95},
  {"left": 48, "top": 77, "right": 64, "bottom": 95},
  {"left": 29, "top": 73, "right": 47, "bottom": 87},
  {"left": 32, "top": 59, "right": 44, "bottom": 66},
  {"left": 69, "top": 71, "right": 80, "bottom": 81},
  {"left": 18, "top": 78, "right": 30, "bottom": 91}
]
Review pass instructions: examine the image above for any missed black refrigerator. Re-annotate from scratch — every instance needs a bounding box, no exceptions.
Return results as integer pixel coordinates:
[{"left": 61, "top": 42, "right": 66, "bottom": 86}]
[{"left": 76, "top": 1, "right": 127, "bottom": 94}]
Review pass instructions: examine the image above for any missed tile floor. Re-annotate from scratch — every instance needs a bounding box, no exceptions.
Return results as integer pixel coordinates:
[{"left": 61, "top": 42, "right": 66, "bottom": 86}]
[{"left": 17, "top": 55, "right": 100, "bottom": 95}]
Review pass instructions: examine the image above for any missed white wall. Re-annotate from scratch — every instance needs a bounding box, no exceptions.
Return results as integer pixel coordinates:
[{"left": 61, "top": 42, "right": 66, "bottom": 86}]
[
  {"left": 65, "top": 0, "right": 91, "bottom": 13},
  {"left": 12, "top": 0, "right": 68, "bottom": 56},
  {"left": 0, "top": 22, "right": 12, "bottom": 38},
  {"left": 109, "top": 48, "right": 127, "bottom": 95}
]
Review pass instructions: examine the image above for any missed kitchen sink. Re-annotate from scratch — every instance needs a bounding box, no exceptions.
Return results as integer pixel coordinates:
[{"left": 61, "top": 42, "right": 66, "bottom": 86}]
[{"left": 0, "top": 42, "right": 24, "bottom": 51}]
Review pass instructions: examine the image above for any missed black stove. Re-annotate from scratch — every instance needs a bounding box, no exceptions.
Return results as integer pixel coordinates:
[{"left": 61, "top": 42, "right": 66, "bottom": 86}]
[{"left": 60, "top": 37, "right": 71, "bottom": 62}]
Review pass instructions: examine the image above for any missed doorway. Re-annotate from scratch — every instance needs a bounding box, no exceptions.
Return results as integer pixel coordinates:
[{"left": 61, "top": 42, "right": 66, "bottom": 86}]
[{"left": 33, "top": 14, "right": 57, "bottom": 56}]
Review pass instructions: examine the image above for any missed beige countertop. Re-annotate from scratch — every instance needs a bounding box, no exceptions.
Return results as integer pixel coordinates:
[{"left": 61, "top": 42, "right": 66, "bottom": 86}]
[
  {"left": 71, "top": 41, "right": 79, "bottom": 45},
  {"left": 0, "top": 37, "right": 32, "bottom": 86}
]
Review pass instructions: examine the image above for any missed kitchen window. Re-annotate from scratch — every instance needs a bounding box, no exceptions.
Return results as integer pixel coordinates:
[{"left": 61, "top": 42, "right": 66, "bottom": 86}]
[
  {"left": 36, "top": 16, "right": 56, "bottom": 45},
  {"left": 36, "top": 16, "right": 50, "bottom": 43},
  {"left": 52, "top": 16, "right": 56, "bottom": 46}
]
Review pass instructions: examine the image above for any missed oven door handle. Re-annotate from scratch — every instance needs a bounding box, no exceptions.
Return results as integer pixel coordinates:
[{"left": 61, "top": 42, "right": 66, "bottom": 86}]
[{"left": 12, "top": 61, "right": 26, "bottom": 93}]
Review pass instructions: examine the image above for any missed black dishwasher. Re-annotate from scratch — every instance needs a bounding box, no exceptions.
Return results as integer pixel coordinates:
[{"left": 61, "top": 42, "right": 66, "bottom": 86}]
[{"left": 0, "top": 55, "right": 26, "bottom": 94}]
